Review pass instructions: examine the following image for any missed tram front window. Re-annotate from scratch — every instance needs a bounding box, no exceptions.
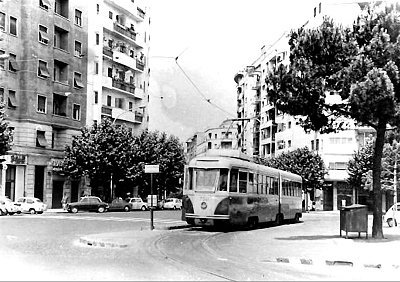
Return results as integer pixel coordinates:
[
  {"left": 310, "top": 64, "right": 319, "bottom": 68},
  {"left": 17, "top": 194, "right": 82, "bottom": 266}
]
[{"left": 195, "top": 169, "right": 218, "bottom": 192}]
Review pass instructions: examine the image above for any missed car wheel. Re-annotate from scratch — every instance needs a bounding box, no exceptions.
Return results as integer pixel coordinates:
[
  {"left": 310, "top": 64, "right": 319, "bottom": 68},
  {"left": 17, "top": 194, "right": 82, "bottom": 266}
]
[
  {"left": 173, "top": 206, "right": 177, "bottom": 210},
  {"left": 97, "top": 206, "right": 105, "bottom": 213},
  {"left": 141, "top": 206, "right": 146, "bottom": 211},
  {"left": 71, "top": 207, "right": 78, "bottom": 214},
  {"left": 29, "top": 209, "right": 36, "bottom": 215},
  {"left": 8, "top": 212, "right": 15, "bottom": 216},
  {"left": 124, "top": 206, "right": 130, "bottom": 212},
  {"left": 387, "top": 218, "right": 395, "bottom": 227},
  {"left": 17, "top": 211, "right": 21, "bottom": 214},
  {"left": 37, "top": 211, "right": 43, "bottom": 214}
]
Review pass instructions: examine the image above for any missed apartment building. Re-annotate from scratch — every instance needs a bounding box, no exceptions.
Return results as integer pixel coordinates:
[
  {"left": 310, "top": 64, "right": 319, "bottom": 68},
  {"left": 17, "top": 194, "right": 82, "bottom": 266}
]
[
  {"left": 86, "top": 0, "right": 150, "bottom": 133},
  {"left": 0, "top": 0, "right": 150, "bottom": 208},
  {"left": 234, "top": 0, "right": 376, "bottom": 211},
  {"left": 0, "top": 0, "right": 89, "bottom": 208},
  {"left": 185, "top": 120, "right": 239, "bottom": 162}
]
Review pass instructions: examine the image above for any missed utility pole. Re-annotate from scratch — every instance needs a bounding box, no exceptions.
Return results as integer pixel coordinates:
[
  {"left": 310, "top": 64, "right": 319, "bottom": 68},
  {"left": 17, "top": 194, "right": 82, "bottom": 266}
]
[{"left": 394, "top": 157, "right": 397, "bottom": 204}]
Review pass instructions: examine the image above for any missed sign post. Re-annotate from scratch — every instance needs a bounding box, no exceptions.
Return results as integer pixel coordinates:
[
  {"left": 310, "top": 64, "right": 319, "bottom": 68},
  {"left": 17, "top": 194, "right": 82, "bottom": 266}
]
[{"left": 144, "top": 164, "right": 160, "bottom": 230}]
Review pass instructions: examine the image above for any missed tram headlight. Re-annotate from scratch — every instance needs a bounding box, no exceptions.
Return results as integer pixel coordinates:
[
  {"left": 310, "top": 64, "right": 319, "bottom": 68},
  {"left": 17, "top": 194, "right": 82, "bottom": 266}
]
[{"left": 214, "top": 198, "right": 230, "bottom": 215}]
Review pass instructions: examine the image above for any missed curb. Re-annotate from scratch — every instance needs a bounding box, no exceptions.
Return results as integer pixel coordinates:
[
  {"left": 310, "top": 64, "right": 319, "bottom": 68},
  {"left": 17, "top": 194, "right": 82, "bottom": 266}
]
[
  {"left": 261, "top": 257, "right": 400, "bottom": 270},
  {"left": 79, "top": 237, "right": 128, "bottom": 248}
]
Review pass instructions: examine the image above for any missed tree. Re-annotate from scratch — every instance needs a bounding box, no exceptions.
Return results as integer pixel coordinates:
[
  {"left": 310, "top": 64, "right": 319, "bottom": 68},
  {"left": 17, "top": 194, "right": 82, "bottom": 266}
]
[
  {"left": 0, "top": 102, "right": 13, "bottom": 156},
  {"left": 347, "top": 140, "right": 374, "bottom": 190},
  {"left": 257, "top": 147, "right": 326, "bottom": 192},
  {"left": 266, "top": 4, "right": 400, "bottom": 238},
  {"left": 63, "top": 119, "right": 186, "bottom": 200}
]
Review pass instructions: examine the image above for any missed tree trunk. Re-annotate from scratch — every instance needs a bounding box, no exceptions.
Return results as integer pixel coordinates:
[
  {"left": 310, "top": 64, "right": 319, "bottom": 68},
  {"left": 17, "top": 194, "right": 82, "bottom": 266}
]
[{"left": 372, "top": 121, "right": 385, "bottom": 239}]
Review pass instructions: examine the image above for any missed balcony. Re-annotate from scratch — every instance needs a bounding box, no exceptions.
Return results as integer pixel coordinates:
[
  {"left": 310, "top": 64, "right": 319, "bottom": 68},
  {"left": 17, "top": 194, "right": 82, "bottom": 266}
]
[
  {"left": 135, "top": 111, "right": 143, "bottom": 123},
  {"left": 113, "top": 50, "right": 144, "bottom": 72},
  {"left": 137, "top": 7, "right": 145, "bottom": 19},
  {"left": 105, "top": 0, "right": 145, "bottom": 22},
  {"left": 114, "top": 22, "right": 137, "bottom": 41},
  {"left": 112, "top": 107, "right": 143, "bottom": 123},
  {"left": 101, "top": 106, "right": 112, "bottom": 116},
  {"left": 103, "top": 46, "right": 113, "bottom": 57},
  {"left": 136, "top": 59, "right": 145, "bottom": 71},
  {"left": 112, "top": 79, "right": 135, "bottom": 94}
]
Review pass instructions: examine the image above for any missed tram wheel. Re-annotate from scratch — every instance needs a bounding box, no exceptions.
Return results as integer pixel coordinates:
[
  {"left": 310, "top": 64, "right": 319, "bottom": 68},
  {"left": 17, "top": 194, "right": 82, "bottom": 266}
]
[
  {"left": 247, "top": 217, "right": 259, "bottom": 229},
  {"left": 275, "top": 214, "right": 283, "bottom": 226}
]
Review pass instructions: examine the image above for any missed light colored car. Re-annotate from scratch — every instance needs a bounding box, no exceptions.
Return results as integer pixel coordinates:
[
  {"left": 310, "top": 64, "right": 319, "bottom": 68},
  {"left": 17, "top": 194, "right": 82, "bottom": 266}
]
[
  {"left": 0, "top": 196, "right": 21, "bottom": 215},
  {"left": 383, "top": 202, "right": 400, "bottom": 227},
  {"left": 127, "top": 197, "right": 148, "bottom": 211},
  {"left": 163, "top": 198, "right": 182, "bottom": 210},
  {"left": 15, "top": 197, "right": 47, "bottom": 214}
]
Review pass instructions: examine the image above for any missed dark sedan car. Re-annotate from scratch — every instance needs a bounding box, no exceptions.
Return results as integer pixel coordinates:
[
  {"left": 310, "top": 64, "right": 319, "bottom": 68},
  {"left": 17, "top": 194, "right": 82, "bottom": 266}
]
[
  {"left": 66, "top": 196, "right": 109, "bottom": 213},
  {"left": 108, "top": 198, "right": 132, "bottom": 212}
]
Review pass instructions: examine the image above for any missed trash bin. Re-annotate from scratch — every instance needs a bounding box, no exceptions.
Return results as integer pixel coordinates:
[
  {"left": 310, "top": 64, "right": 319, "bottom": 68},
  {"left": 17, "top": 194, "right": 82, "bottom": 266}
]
[{"left": 340, "top": 204, "right": 368, "bottom": 239}]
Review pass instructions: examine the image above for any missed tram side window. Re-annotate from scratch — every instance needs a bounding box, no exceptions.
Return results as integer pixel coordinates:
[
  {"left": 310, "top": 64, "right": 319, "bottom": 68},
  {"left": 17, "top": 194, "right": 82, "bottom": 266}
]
[
  {"left": 258, "top": 174, "right": 263, "bottom": 194},
  {"left": 248, "top": 173, "right": 254, "bottom": 193},
  {"left": 186, "top": 168, "right": 193, "bottom": 190},
  {"left": 239, "top": 171, "right": 247, "bottom": 193},
  {"left": 229, "top": 169, "right": 238, "bottom": 192},
  {"left": 218, "top": 168, "right": 228, "bottom": 191},
  {"left": 268, "top": 177, "right": 273, "bottom": 195},
  {"left": 273, "top": 177, "right": 279, "bottom": 195}
]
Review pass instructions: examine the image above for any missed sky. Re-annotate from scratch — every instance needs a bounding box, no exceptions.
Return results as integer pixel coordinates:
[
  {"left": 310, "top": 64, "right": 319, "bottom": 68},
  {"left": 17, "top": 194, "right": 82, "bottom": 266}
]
[{"left": 147, "top": 0, "right": 317, "bottom": 142}]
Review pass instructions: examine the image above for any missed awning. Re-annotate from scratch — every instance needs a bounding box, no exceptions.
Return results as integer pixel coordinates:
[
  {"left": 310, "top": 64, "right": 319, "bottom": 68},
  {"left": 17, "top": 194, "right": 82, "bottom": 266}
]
[
  {"left": 41, "top": 0, "right": 51, "bottom": 7},
  {"left": 38, "top": 63, "right": 50, "bottom": 77},
  {"left": 9, "top": 59, "right": 19, "bottom": 71},
  {"left": 74, "top": 76, "right": 84, "bottom": 88},
  {"left": 39, "top": 31, "right": 49, "bottom": 44},
  {"left": 37, "top": 131, "right": 48, "bottom": 147},
  {"left": 8, "top": 93, "right": 17, "bottom": 107}
]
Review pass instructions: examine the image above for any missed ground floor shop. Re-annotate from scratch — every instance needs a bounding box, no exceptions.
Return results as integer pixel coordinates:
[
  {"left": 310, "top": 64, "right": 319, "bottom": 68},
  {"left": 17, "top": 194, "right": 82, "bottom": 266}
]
[{"left": 0, "top": 153, "right": 90, "bottom": 209}]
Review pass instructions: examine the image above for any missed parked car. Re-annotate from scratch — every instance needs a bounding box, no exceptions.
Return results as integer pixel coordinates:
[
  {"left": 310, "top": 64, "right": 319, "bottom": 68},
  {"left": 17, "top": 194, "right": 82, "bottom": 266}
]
[
  {"left": 0, "top": 196, "right": 21, "bottom": 215},
  {"left": 383, "top": 202, "right": 400, "bottom": 227},
  {"left": 163, "top": 198, "right": 182, "bottom": 210},
  {"left": 15, "top": 197, "right": 47, "bottom": 214},
  {"left": 66, "top": 196, "right": 109, "bottom": 213},
  {"left": 0, "top": 200, "right": 7, "bottom": 215},
  {"left": 127, "top": 197, "right": 148, "bottom": 211},
  {"left": 108, "top": 197, "right": 131, "bottom": 212}
]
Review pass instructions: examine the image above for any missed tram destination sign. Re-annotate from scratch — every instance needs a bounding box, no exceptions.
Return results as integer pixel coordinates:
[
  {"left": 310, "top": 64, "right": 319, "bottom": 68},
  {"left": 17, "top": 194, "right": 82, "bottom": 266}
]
[{"left": 144, "top": 164, "right": 160, "bottom": 174}]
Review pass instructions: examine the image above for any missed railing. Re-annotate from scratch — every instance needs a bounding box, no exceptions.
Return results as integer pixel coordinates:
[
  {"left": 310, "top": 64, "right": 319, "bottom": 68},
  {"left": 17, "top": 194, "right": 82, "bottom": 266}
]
[
  {"left": 112, "top": 79, "right": 135, "bottom": 94},
  {"left": 137, "top": 7, "right": 145, "bottom": 19},
  {"left": 113, "top": 22, "right": 137, "bottom": 41},
  {"left": 135, "top": 111, "right": 143, "bottom": 123},
  {"left": 101, "top": 106, "right": 112, "bottom": 116},
  {"left": 103, "top": 46, "right": 113, "bottom": 57},
  {"left": 136, "top": 59, "right": 145, "bottom": 71}
]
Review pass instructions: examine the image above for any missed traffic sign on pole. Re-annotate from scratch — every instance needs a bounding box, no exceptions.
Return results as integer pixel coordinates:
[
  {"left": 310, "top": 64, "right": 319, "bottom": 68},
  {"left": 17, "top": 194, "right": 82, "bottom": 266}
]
[{"left": 144, "top": 164, "right": 160, "bottom": 230}]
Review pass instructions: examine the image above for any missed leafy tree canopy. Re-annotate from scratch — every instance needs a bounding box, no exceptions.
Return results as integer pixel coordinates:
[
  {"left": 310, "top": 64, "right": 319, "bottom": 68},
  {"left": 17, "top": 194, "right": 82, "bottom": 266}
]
[{"left": 256, "top": 147, "right": 326, "bottom": 191}]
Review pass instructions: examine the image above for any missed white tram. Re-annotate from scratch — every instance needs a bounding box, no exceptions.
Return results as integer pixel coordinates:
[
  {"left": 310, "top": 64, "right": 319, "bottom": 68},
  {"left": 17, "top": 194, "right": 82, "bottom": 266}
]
[{"left": 182, "top": 150, "right": 302, "bottom": 227}]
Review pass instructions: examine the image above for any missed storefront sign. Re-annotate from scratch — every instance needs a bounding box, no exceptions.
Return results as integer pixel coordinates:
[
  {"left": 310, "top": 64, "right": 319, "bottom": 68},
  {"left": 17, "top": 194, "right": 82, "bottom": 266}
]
[
  {"left": 52, "top": 159, "right": 64, "bottom": 173},
  {"left": 10, "top": 154, "right": 27, "bottom": 165}
]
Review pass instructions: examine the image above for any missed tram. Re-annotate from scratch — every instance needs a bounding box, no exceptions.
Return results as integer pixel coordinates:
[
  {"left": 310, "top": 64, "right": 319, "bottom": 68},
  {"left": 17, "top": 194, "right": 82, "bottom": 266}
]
[{"left": 182, "top": 150, "right": 302, "bottom": 227}]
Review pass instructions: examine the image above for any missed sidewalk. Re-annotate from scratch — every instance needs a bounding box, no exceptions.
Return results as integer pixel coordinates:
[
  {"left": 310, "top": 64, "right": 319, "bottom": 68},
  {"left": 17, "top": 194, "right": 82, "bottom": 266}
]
[{"left": 76, "top": 211, "right": 400, "bottom": 272}]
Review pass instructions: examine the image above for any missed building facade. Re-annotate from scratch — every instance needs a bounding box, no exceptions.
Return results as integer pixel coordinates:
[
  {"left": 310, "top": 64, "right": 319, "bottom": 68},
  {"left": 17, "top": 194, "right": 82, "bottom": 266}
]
[
  {"left": 234, "top": 1, "right": 377, "bottom": 211},
  {"left": 0, "top": 0, "right": 150, "bottom": 208},
  {"left": 185, "top": 120, "right": 239, "bottom": 162},
  {"left": 86, "top": 0, "right": 150, "bottom": 133}
]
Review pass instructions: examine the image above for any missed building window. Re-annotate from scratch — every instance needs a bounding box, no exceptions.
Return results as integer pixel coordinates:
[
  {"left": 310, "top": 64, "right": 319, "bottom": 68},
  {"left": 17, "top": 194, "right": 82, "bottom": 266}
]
[
  {"left": 95, "top": 33, "right": 99, "bottom": 45},
  {"left": 94, "top": 91, "right": 98, "bottom": 104},
  {"left": 75, "top": 9, "right": 82, "bottom": 26},
  {"left": 8, "top": 53, "right": 19, "bottom": 72},
  {"left": 54, "top": 0, "right": 69, "bottom": 18},
  {"left": 40, "top": 0, "right": 50, "bottom": 10},
  {"left": 53, "top": 59, "right": 68, "bottom": 84},
  {"left": 8, "top": 90, "right": 17, "bottom": 108},
  {"left": 107, "top": 95, "right": 111, "bottom": 106},
  {"left": 128, "top": 101, "right": 133, "bottom": 111},
  {"left": 72, "top": 104, "right": 80, "bottom": 120},
  {"left": 95, "top": 62, "right": 99, "bottom": 74},
  {"left": 0, "top": 88, "right": 4, "bottom": 102},
  {"left": 73, "top": 72, "right": 84, "bottom": 88},
  {"left": 319, "top": 2, "right": 322, "bottom": 13},
  {"left": 107, "top": 67, "right": 112, "bottom": 78},
  {"left": 109, "top": 11, "right": 113, "bottom": 19},
  {"left": 115, "top": 98, "right": 124, "bottom": 109},
  {"left": 38, "top": 25, "right": 49, "bottom": 44},
  {"left": 38, "top": 60, "right": 50, "bottom": 78},
  {"left": 0, "top": 50, "right": 4, "bottom": 70},
  {"left": 54, "top": 25, "right": 69, "bottom": 51},
  {"left": 37, "top": 95, "right": 47, "bottom": 113},
  {"left": 9, "top": 16, "right": 17, "bottom": 36},
  {"left": 0, "top": 12, "right": 5, "bottom": 31},
  {"left": 36, "top": 130, "right": 47, "bottom": 147},
  {"left": 53, "top": 93, "right": 67, "bottom": 116},
  {"left": 314, "top": 7, "right": 317, "bottom": 17},
  {"left": 96, "top": 4, "right": 100, "bottom": 14},
  {"left": 74, "top": 41, "right": 82, "bottom": 57}
]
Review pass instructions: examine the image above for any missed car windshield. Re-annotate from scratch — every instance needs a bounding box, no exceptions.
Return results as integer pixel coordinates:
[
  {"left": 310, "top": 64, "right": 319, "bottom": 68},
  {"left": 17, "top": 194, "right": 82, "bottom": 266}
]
[{"left": 195, "top": 169, "right": 218, "bottom": 192}]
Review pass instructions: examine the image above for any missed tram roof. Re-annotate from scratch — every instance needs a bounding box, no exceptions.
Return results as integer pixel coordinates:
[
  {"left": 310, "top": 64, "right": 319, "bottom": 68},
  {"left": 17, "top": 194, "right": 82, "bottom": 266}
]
[{"left": 189, "top": 150, "right": 302, "bottom": 181}]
